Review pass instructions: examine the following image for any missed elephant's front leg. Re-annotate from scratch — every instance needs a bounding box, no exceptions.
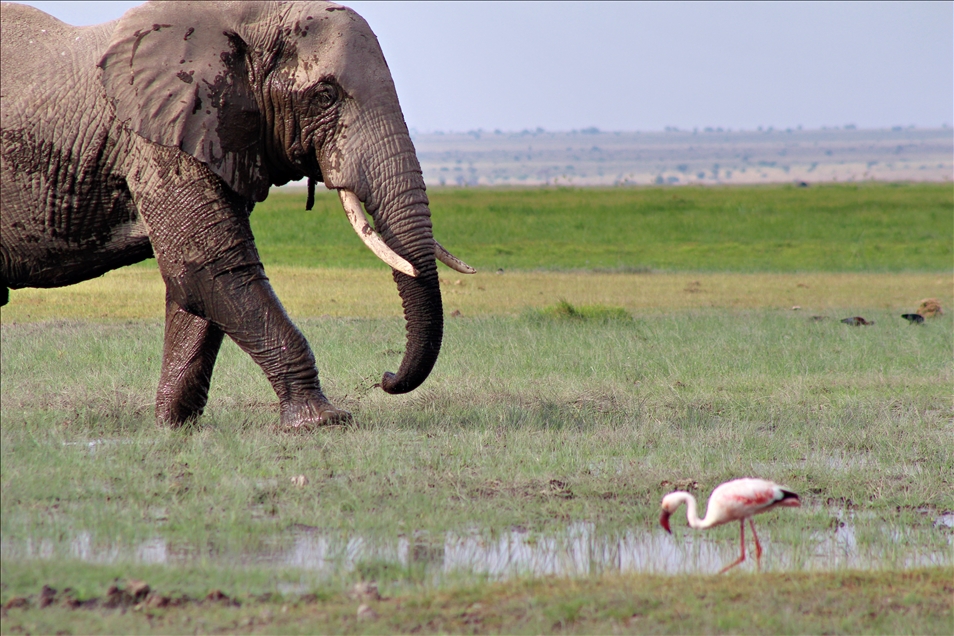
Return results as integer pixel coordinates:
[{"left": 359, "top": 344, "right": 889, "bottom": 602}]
[
  {"left": 203, "top": 264, "right": 351, "bottom": 427},
  {"left": 156, "top": 293, "right": 224, "bottom": 426},
  {"left": 133, "top": 150, "right": 350, "bottom": 428}
]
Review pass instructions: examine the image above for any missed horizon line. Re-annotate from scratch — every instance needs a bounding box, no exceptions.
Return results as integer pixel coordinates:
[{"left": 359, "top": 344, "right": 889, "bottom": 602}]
[{"left": 410, "top": 124, "right": 952, "bottom": 136}]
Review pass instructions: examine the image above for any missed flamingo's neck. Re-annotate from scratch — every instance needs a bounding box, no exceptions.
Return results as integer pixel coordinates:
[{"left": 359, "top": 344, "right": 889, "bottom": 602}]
[{"left": 673, "top": 492, "right": 716, "bottom": 529}]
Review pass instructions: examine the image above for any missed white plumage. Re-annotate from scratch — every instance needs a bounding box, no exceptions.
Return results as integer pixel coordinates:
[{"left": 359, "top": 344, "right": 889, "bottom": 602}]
[{"left": 660, "top": 477, "right": 800, "bottom": 573}]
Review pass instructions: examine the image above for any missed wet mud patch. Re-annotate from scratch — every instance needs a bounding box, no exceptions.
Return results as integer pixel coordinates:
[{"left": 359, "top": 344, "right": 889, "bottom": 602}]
[
  {"left": 3, "top": 569, "right": 952, "bottom": 635},
  {"left": 0, "top": 579, "right": 241, "bottom": 616}
]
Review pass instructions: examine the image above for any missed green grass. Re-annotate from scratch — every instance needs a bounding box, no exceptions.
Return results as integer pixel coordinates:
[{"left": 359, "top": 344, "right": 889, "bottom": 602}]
[
  {"left": 3, "top": 313, "right": 950, "bottom": 561},
  {"left": 2, "top": 183, "right": 952, "bottom": 633},
  {"left": 236, "top": 183, "right": 953, "bottom": 272},
  {"left": 2, "top": 565, "right": 951, "bottom": 634},
  {"left": 4, "top": 269, "right": 950, "bottom": 323}
]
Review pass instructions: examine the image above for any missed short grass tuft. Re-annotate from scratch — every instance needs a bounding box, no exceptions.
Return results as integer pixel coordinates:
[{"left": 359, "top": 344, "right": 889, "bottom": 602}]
[{"left": 526, "top": 299, "right": 632, "bottom": 322}]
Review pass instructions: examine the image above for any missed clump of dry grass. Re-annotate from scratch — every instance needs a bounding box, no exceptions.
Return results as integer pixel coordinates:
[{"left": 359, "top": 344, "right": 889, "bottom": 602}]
[
  {"left": 917, "top": 297, "right": 943, "bottom": 318},
  {"left": 526, "top": 299, "right": 632, "bottom": 322}
]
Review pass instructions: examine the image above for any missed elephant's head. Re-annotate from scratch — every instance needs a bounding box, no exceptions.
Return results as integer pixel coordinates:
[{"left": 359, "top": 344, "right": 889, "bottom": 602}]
[{"left": 99, "top": 1, "right": 473, "bottom": 394}]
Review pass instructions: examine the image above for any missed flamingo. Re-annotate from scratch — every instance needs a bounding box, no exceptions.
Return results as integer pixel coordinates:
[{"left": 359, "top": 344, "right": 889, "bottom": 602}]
[{"left": 659, "top": 478, "right": 800, "bottom": 573}]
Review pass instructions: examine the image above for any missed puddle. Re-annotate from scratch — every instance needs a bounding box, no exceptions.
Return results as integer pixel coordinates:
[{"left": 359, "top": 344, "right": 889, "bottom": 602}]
[
  {"left": 3, "top": 519, "right": 950, "bottom": 580},
  {"left": 62, "top": 439, "right": 149, "bottom": 455}
]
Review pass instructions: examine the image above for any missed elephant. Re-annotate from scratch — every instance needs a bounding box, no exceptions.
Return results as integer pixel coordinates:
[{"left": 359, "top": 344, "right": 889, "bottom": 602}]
[{"left": 0, "top": 1, "right": 474, "bottom": 428}]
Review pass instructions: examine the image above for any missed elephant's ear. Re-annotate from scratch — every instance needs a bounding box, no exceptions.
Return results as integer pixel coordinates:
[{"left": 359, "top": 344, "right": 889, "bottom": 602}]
[{"left": 99, "top": 2, "right": 269, "bottom": 201}]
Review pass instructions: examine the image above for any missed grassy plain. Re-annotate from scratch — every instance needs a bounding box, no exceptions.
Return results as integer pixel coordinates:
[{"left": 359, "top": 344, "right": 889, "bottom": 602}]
[
  {"left": 2, "top": 567, "right": 951, "bottom": 634},
  {"left": 3, "top": 267, "right": 950, "bottom": 322},
  {"left": 3, "top": 311, "right": 952, "bottom": 632},
  {"left": 2, "top": 184, "right": 952, "bottom": 633},
  {"left": 243, "top": 182, "right": 952, "bottom": 272}
]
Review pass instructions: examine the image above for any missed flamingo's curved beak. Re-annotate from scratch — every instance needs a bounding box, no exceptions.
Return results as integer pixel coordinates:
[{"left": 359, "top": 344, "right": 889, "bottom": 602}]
[{"left": 659, "top": 509, "right": 672, "bottom": 534}]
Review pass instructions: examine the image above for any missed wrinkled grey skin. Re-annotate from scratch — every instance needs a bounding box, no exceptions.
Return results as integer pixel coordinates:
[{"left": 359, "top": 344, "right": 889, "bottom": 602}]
[{"left": 0, "top": 1, "right": 445, "bottom": 427}]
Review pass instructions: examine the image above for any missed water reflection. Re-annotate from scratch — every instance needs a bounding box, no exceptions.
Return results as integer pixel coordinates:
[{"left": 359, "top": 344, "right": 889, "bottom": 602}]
[
  {"left": 3, "top": 518, "right": 950, "bottom": 580},
  {"left": 442, "top": 524, "right": 734, "bottom": 575}
]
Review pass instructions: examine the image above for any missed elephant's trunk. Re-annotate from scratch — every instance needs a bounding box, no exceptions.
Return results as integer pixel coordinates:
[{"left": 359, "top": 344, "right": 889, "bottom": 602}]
[
  {"left": 384, "top": 260, "right": 442, "bottom": 394},
  {"left": 322, "top": 99, "right": 454, "bottom": 394},
  {"left": 372, "top": 191, "right": 443, "bottom": 395}
]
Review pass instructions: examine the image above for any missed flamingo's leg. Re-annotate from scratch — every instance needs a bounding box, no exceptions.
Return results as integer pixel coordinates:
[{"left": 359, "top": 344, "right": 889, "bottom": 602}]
[
  {"left": 748, "top": 519, "right": 763, "bottom": 570},
  {"left": 718, "top": 520, "right": 747, "bottom": 574}
]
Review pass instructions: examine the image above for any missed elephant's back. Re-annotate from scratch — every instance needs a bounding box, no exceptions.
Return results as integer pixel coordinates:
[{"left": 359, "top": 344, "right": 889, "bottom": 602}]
[
  {"left": 1, "top": 2, "right": 75, "bottom": 39},
  {"left": 0, "top": 2, "right": 114, "bottom": 44},
  {"left": 1, "top": 4, "right": 114, "bottom": 116}
]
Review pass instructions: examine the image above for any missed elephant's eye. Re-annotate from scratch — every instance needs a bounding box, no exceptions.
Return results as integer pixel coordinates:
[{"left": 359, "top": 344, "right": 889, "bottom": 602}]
[{"left": 313, "top": 83, "right": 338, "bottom": 109}]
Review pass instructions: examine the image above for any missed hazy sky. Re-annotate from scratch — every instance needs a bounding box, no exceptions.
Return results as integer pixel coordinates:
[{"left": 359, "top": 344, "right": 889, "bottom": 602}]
[{"left": 16, "top": 1, "right": 954, "bottom": 132}]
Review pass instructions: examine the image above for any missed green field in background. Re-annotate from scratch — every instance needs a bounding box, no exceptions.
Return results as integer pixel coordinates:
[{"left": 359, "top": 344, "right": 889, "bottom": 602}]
[{"left": 237, "top": 183, "right": 953, "bottom": 272}]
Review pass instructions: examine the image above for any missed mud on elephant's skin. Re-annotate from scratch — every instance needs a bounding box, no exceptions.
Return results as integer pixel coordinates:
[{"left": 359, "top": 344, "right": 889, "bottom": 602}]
[{"left": 0, "top": 1, "right": 473, "bottom": 428}]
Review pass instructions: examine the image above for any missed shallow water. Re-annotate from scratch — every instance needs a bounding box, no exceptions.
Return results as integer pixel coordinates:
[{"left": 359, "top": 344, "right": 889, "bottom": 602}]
[
  {"left": 3, "top": 516, "right": 950, "bottom": 581},
  {"left": 934, "top": 513, "right": 954, "bottom": 529}
]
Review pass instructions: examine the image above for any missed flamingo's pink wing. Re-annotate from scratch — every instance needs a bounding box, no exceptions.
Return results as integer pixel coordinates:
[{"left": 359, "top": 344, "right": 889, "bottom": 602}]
[{"left": 710, "top": 479, "right": 796, "bottom": 523}]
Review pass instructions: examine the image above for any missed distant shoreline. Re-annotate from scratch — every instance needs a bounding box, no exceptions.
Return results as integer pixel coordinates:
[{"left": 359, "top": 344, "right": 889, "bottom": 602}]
[
  {"left": 280, "top": 127, "right": 953, "bottom": 188},
  {"left": 408, "top": 125, "right": 949, "bottom": 136}
]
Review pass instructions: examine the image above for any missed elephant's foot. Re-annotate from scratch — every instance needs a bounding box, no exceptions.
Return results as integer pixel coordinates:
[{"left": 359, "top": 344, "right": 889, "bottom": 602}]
[
  {"left": 281, "top": 399, "right": 353, "bottom": 429},
  {"left": 155, "top": 401, "right": 204, "bottom": 428}
]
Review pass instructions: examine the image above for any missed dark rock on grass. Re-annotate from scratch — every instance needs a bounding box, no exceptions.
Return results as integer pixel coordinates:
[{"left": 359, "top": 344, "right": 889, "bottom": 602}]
[
  {"left": 205, "top": 589, "right": 241, "bottom": 606},
  {"left": 841, "top": 316, "right": 874, "bottom": 326},
  {"left": 145, "top": 593, "right": 172, "bottom": 608},
  {"left": 39, "top": 585, "right": 57, "bottom": 608},
  {"left": 1, "top": 596, "right": 30, "bottom": 614}
]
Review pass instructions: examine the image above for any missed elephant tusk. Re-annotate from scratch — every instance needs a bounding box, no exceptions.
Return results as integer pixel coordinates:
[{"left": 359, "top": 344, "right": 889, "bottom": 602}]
[
  {"left": 435, "top": 241, "right": 476, "bottom": 274},
  {"left": 338, "top": 189, "right": 419, "bottom": 278}
]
